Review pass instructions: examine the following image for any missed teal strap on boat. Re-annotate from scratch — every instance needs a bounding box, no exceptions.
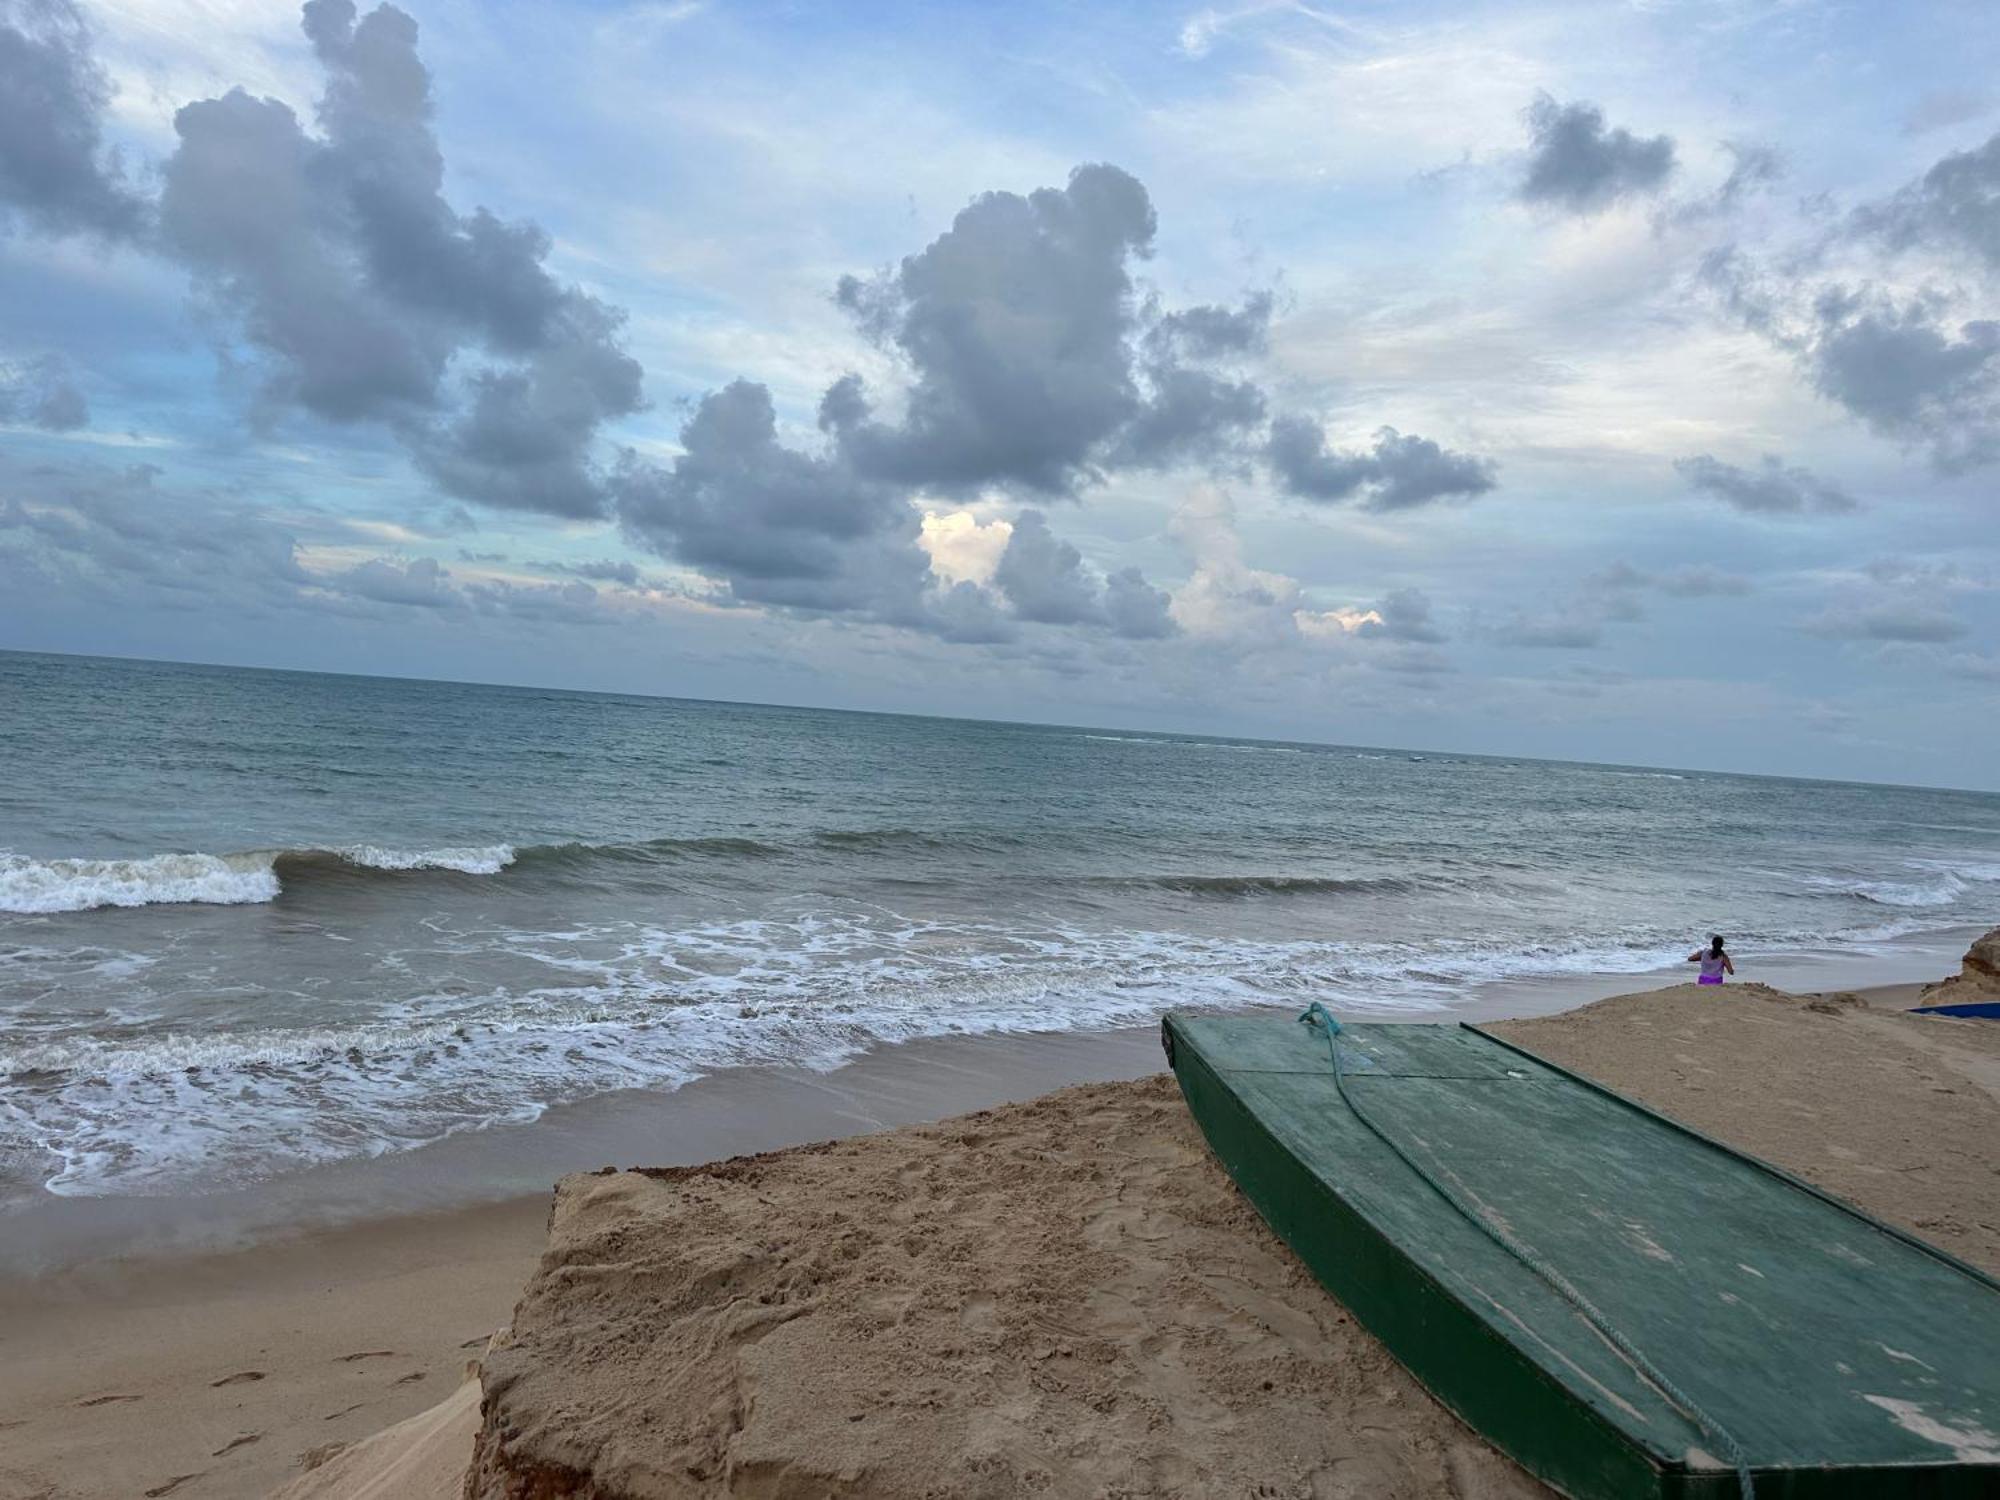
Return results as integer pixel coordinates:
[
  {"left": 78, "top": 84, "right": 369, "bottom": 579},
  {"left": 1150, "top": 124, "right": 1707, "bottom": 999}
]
[{"left": 1296, "top": 1004, "right": 1756, "bottom": 1499}]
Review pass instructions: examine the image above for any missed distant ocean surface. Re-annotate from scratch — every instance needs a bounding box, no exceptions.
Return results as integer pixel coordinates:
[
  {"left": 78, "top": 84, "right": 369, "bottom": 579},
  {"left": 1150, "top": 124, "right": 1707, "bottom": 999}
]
[{"left": 3, "top": 650, "right": 1997, "bottom": 1203}]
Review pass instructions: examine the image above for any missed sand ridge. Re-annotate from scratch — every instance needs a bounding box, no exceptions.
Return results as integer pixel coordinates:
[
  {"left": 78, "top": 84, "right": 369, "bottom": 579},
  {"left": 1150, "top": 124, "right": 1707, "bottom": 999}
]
[{"left": 468, "top": 1075, "right": 1547, "bottom": 1499}]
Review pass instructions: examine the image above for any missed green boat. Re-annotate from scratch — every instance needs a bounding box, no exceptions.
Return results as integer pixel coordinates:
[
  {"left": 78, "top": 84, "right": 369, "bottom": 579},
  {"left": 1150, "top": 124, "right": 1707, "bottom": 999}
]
[{"left": 1162, "top": 1010, "right": 2000, "bottom": 1499}]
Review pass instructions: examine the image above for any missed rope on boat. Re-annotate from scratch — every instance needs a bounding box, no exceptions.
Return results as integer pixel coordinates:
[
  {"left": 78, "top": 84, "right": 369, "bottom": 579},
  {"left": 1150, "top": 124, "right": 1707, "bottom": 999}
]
[{"left": 1296, "top": 1001, "right": 1756, "bottom": 1499}]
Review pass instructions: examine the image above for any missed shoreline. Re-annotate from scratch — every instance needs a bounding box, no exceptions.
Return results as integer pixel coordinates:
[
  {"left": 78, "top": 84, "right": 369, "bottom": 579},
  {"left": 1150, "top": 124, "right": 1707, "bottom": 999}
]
[
  {"left": 0, "top": 954, "right": 1971, "bottom": 1499},
  {"left": 2, "top": 924, "right": 1975, "bottom": 1278}
]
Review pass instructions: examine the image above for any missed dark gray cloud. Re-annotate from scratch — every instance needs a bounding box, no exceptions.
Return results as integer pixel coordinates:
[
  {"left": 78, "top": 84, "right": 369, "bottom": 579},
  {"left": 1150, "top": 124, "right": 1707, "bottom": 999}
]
[
  {"left": 1803, "top": 603, "right": 1969, "bottom": 643},
  {"left": 1356, "top": 587, "right": 1445, "bottom": 643},
  {"left": 1519, "top": 94, "right": 1675, "bottom": 213},
  {"left": 820, "top": 165, "right": 1268, "bottom": 493},
  {"left": 1854, "top": 131, "right": 2000, "bottom": 268},
  {"left": 1267, "top": 417, "right": 1496, "bottom": 510},
  {"left": 613, "top": 379, "right": 931, "bottom": 620},
  {"left": 989, "top": 509, "right": 1177, "bottom": 637},
  {"left": 1674, "top": 453, "right": 1859, "bottom": 515},
  {"left": 0, "top": 352, "right": 88, "bottom": 429},
  {"left": 155, "top": 1, "right": 641, "bottom": 515},
  {"left": 992, "top": 510, "right": 1102, "bottom": 624},
  {"left": 1102, "top": 565, "right": 1176, "bottom": 639},
  {"left": 0, "top": 0, "right": 145, "bottom": 239},
  {"left": 1808, "top": 293, "right": 2000, "bottom": 473}
]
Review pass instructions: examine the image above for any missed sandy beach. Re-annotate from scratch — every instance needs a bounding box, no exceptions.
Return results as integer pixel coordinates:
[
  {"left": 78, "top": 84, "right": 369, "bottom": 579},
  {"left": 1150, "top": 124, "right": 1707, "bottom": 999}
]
[{"left": 2, "top": 967, "right": 1996, "bottom": 1499}]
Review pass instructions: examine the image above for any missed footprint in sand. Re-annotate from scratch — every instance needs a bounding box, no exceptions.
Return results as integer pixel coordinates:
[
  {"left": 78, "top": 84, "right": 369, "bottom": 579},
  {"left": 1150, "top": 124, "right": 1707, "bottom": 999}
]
[
  {"left": 210, "top": 1370, "right": 266, "bottom": 1387},
  {"left": 143, "top": 1477, "right": 202, "bottom": 1498},
  {"left": 212, "top": 1432, "right": 262, "bottom": 1457},
  {"left": 323, "top": 1402, "right": 367, "bottom": 1421},
  {"left": 76, "top": 1393, "right": 143, "bottom": 1407},
  {"left": 335, "top": 1350, "right": 395, "bottom": 1362},
  {"left": 393, "top": 1371, "right": 426, "bottom": 1385}
]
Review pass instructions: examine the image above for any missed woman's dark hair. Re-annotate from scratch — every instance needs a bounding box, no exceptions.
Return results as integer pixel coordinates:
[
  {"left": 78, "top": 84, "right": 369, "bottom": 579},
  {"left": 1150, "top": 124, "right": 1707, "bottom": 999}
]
[{"left": 1710, "top": 934, "right": 1726, "bottom": 956}]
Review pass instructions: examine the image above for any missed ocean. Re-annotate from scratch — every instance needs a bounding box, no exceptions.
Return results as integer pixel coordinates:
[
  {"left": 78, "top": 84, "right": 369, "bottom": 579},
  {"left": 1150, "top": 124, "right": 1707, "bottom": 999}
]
[{"left": 2, "top": 649, "right": 1997, "bottom": 1208}]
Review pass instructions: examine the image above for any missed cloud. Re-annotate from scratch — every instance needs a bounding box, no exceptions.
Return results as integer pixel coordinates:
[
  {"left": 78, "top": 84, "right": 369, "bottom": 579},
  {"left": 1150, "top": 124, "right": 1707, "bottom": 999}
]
[
  {"left": 1355, "top": 587, "right": 1445, "bottom": 643},
  {"left": 334, "top": 555, "right": 457, "bottom": 608},
  {"left": 1492, "top": 612, "right": 1603, "bottom": 649},
  {"left": 1803, "top": 604, "right": 1969, "bottom": 643},
  {"left": 1654, "top": 566, "right": 1753, "bottom": 598},
  {"left": 155, "top": 1, "right": 642, "bottom": 516},
  {"left": 989, "top": 509, "right": 1177, "bottom": 637},
  {"left": 820, "top": 165, "right": 1268, "bottom": 494},
  {"left": 991, "top": 509, "right": 1102, "bottom": 624},
  {"left": 0, "top": 458, "right": 313, "bottom": 605},
  {"left": 1102, "top": 565, "right": 1176, "bottom": 640},
  {"left": 1267, "top": 417, "right": 1496, "bottom": 509},
  {"left": 613, "top": 378, "right": 931, "bottom": 620},
  {"left": 1903, "top": 91, "right": 1993, "bottom": 138},
  {"left": 1518, "top": 94, "right": 1675, "bottom": 213},
  {"left": 1489, "top": 559, "right": 1748, "bottom": 651},
  {"left": 0, "top": 352, "right": 88, "bottom": 430},
  {"left": 542, "top": 558, "right": 643, "bottom": 586},
  {"left": 0, "top": 0, "right": 146, "bottom": 239},
  {"left": 1947, "top": 651, "right": 2000, "bottom": 682},
  {"left": 1674, "top": 453, "right": 1860, "bottom": 515},
  {"left": 1853, "top": 131, "right": 2000, "bottom": 269},
  {"left": 1810, "top": 295, "right": 2000, "bottom": 473},
  {"left": 1708, "top": 137, "right": 2000, "bottom": 473},
  {"left": 1667, "top": 141, "right": 1783, "bottom": 227}
]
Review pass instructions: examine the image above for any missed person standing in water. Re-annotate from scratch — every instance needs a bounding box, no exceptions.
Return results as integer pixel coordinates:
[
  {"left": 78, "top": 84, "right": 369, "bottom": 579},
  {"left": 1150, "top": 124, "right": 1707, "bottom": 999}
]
[{"left": 1688, "top": 934, "right": 1734, "bottom": 986}]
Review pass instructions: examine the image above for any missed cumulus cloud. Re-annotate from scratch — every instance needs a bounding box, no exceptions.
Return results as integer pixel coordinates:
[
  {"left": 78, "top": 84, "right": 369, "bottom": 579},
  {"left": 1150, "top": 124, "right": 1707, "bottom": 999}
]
[
  {"left": 1807, "top": 293, "right": 2000, "bottom": 472},
  {"left": 0, "top": 352, "right": 88, "bottom": 429},
  {"left": 820, "top": 165, "right": 1268, "bottom": 493},
  {"left": 155, "top": 1, "right": 642, "bottom": 515},
  {"left": 1267, "top": 417, "right": 1496, "bottom": 509},
  {"left": 1519, "top": 94, "right": 1676, "bottom": 213},
  {"left": 990, "top": 509, "right": 1176, "bottom": 637},
  {"left": 992, "top": 510, "right": 1102, "bottom": 625},
  {"left": 1355, "top": 587, "right": 1445, "bottom": 643},
  {"left": 613, "top": 379, "right": 931, "bottom": 620},
  {"left": 1674, "top": 453, "right": 1860, "bottom": 515},
  {"left": 0, "top": 0, "right": 145, "bottom": 239}
]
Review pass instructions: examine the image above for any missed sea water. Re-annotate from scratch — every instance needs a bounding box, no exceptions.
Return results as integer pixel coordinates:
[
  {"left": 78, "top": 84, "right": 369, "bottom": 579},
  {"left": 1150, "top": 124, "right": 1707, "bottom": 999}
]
[{"left": 2, "top": 650, "right": 1996, "bottom": 1203}]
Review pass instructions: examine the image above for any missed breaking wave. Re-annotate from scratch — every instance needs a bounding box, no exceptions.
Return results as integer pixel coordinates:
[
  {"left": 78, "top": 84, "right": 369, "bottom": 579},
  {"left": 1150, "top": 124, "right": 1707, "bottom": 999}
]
[{"left": 0, "top": 844, "right": 516, "bottom": 914}]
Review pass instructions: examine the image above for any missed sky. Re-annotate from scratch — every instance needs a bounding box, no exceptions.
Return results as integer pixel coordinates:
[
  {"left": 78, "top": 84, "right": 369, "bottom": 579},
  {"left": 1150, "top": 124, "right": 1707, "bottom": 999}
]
[{"left": 1, "top": 0, "right": 1998, "bottom": 789}]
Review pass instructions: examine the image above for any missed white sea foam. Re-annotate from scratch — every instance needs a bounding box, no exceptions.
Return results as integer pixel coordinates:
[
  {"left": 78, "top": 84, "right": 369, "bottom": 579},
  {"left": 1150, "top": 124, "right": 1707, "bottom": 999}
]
[
  {"left": 4, "top": 905, "right": 1961, "bottom": 1198},
  {"left": 342, "top": 844, "right": 515, "bottom": 874},
  {"left": 0, "top": 843, "right": 517, "bottom": 913},
  {"left": 0, "top": 850, "right": 280, "bottom": 914}
]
